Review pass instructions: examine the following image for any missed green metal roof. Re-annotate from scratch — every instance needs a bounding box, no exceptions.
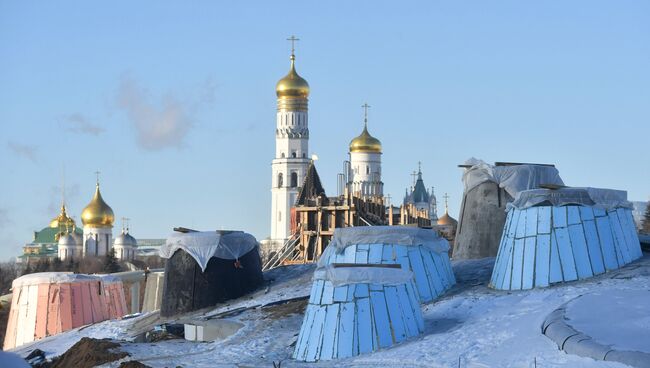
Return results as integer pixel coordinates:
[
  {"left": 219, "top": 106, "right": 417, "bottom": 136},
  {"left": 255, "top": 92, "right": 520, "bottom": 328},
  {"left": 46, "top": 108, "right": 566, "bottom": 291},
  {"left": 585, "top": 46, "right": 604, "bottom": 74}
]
[{"left": 33, "top": 226, "right": 82, "bottom": 244}]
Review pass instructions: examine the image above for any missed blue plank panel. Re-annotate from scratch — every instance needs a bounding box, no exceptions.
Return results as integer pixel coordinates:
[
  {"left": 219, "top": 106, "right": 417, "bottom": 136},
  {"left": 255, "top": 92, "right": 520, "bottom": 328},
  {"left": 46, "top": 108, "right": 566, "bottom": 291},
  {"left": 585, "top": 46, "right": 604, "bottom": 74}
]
[
  {"left": 609, "top": 210, "right": 631, "bottom": 264},
  {"left": 507, "top": 209, "right": 521, "bottom": 238},
  {"left": 333, "top": 285, "right": 348, "bottom": 303},
  {"left": 596, "top": 216, "right": 620, "bottom": 270},
  {"left": 431, "top": 251, "right": 450, "bottom": 291},
  {"left": 336, "top": 302, "right": 355, "bottom": 359},
  {"left": 593, "top": 207, "right": 607, "bottom": 217},
  {"left": 370, "top": 290, "right": 393, "bottom": 349},
  {"left": 618, "top": 208, "right": 642, "bottom": 260},
  {"left": 421, "top": 249, "right": 444, "bottom": 298},
  {"left": 493, "top": 233, "right": 514, "bottom": 289},
  {"left": 396, "top": 284, "right": 418, "bottom": 337},
  {"left": 310, "top": 280, "right": 324, "bottom": 304},
  {"left": 354, "top": 284, "right": 369, "bottom": 298},
  {"left": 408, "top": 247, "right": 432, "bottom": 301},
  {"left": 499, "top": 237, "right": 515, "bottom": 290},
  {"left": 511, "top": 239, "right": 525, "bottom": 290},
  {"left": 535, "top": 234, "right": 551, "bottom": 287},
  {"left": 552, "top": 207, "right": 567, "bottom": 228},
  {"left": 369, "top": 283, "right": 383, "bottom": 291},
  {"left": 305, "top": 306, "right": 327, "bottom": 362},
  {"left": 583, "top": 219, "right": 605, "bottom": 275},
  {"left": 346, "top": 284, "right": 355, "bottom": 302},
  {"left": 405, "top": 282, "right": 424, "bottom": 331},
  {"left": 382, "top": 244, "right": 394, "bottom": 262},
  {"left": 515, "top": 209, "right": 528, "bottom": 239},
  {"left": 395, "top": 245, "right": 411, "bottom": 274},
  {"left": 384, "top": 286, "right": 407, "bottom": 343},
  {"left": 555, "top": 227, "right": 578, "bottom": 282},
  {"left": 294, "top": 304, "right": 317, "bottom": 360},
  {"left": 355, "top": 248, "right": 369, "bottom": 264},
  {"left": 537, "top": 207, "right": 552, "bottom": 234},
  {"left": 579, "top": 206, "right": 595, "bottom": 221},
  {"left": 443, "top": 253, "right": 456, "bottom": 285},
  {"left": 356, "top": 297, "right": 373, "bottom": 354},
  {"left": 525, "top": 207, "right": 539, "bottom": 237},
  {"left": 567, "top": 206, "right": 582, "bottom": 225},
  {"left": 319, "top": 304, "right": 340, "bottom": 360},
  {"left": 549, "top": 230, "right": 563, "bottom": 283},
  {"left": 343, "top": 245, "right": 357, "bottom": 263},
  {"left": 321, "top": 281, "right": 334, "bottom": 305},
  {"left": 368, "top": 244, "right": 383, "bottom": 264},
  {"left": 522, "top": 237, "right": 536, "bottom": 289},
  {"left": 568, "top": 224, "right": 593, "bottom": 279}
]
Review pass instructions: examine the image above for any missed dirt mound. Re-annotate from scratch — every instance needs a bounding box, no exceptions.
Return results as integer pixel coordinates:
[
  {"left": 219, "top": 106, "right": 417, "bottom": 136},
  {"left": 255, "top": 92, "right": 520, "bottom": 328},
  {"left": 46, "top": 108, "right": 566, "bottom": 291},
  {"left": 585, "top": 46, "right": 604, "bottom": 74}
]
[
  {"left": 262, "top": 297, "right": 308, "bottom": 320},
  {"left": 50, "top": 337, "right": 128, "bottom": 368},
  {"left": 118, "top": 361, "right": 152, "bottom": 368}
]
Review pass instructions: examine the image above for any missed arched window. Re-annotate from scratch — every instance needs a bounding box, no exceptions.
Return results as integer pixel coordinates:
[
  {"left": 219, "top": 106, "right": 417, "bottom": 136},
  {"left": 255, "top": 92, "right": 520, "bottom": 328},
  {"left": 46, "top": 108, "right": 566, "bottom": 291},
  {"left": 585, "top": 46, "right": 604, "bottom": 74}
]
[
  {"left": 366, "top": 166, "right": 370, "bottom": 174},
  {"left": 290, "top": 172, "right": 298, "bottom": 187},
  {"left": 292, "top": 151, "right": 297, "bottom": 158},
  {"left": 277, "top": 173, "right": 283, "bottom": 187},
  {"left": 302, "top": 153, "right": 306, "bottom": 158},
  {"left": 278, "top": 211, "right": 282, "bottom": 222},
  {"left": 281, "top": 152, "right": 285, "bottom": 158}
]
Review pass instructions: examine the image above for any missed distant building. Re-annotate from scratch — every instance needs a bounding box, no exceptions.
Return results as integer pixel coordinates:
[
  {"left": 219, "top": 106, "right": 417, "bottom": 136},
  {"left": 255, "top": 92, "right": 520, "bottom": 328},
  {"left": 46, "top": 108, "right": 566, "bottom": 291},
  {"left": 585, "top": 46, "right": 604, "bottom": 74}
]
[{"left": 631, "top": 201, "right": 648, "bottom": 229}]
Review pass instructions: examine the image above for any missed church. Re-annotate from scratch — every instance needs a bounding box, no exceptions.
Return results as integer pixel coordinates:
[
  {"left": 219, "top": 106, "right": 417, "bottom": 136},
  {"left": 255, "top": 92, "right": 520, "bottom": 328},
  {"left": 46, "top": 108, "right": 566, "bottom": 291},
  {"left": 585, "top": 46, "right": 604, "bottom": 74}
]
[
  {"left": 18, "top": 177, "right": 138, "bottom": 264},
  {"left": 261, "top": 38, "right": 457, "bottom": 267}
]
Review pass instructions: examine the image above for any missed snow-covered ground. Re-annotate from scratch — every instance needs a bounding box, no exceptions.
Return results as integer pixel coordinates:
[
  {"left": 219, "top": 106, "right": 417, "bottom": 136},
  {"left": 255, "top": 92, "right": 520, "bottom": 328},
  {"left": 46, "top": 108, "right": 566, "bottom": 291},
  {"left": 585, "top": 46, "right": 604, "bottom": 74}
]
[{"left": 12, "top": 255, "right": 650, "bottom": 368}]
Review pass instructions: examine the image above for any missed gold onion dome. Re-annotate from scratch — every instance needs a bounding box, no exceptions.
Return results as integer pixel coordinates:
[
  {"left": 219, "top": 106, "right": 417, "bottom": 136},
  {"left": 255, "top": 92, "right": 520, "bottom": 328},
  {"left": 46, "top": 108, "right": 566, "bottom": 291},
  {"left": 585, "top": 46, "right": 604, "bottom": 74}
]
[
  {"left": 349, "top": 124, "right": 382, "bottom": 153},
  {"left": 49, "top": 205, "right": 76, "bottom": 229},
  {"left": 276, "top": 55, "right": 310, "bottom": 98},
  {"left": 437, "top": 211, "right": 457, "bottom": 226},
  {"left": 81, "top": 183, "right": 114, "bottom": 228}
]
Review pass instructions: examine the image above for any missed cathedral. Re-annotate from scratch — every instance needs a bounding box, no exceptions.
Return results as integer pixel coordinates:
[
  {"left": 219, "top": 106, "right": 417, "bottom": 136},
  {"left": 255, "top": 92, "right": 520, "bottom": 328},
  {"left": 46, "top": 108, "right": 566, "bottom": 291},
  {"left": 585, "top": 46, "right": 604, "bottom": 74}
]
[
  {"left": 19, "top": 177, "right": 137, "bottom": 264},
  {"left": 261, "top": 38, "right": 457, "bottom": 266}
]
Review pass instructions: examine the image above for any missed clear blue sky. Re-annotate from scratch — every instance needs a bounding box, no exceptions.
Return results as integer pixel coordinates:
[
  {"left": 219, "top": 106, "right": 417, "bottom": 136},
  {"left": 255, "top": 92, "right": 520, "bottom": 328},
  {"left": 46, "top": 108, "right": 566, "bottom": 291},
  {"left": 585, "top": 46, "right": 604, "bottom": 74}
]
[{"left": 1, "top": 1, "right": 648, "bottom": 261}]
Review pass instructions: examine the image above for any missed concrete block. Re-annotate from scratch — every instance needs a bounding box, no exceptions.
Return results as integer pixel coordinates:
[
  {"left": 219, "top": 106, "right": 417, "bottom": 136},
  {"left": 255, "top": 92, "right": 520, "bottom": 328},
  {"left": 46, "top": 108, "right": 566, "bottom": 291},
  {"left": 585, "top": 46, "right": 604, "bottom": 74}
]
[
  {"left": 544, "top": 321, "right": 579, "bottom": 349},
  {"left": 605, "top": 350, "right": 650, "bottom": 368},
  {"left": 563, "top": 335, "right": 610, "bottom": 361},
  {"left": 184, "top": 319, "right": 244, "bottom": 342}
]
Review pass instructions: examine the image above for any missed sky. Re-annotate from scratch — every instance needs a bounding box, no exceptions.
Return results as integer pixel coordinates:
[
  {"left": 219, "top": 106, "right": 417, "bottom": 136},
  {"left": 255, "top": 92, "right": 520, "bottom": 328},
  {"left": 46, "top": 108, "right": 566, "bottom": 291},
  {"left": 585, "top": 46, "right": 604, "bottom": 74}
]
[{"left": 0, "top": 1, "right": 648, "bottom": 261}]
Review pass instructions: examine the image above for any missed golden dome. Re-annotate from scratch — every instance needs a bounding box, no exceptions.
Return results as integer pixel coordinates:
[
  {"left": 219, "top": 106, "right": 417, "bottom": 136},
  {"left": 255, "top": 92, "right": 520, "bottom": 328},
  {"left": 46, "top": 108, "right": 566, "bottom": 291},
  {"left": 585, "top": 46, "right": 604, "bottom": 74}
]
[
  {"left": 276, "top": 55, "right": 310, "bottom": 99},
  {"left": 349, "top": 124, "right": 382, "bottom": 153},
  {"left": 437, "top": 211, "right": 457, "bottom": 226},
  {"left": 49, "top": 204, "right": 76, "bottom": 229},
  {"left": 81, "top": 183, "right": 114, "bottom": 228}
]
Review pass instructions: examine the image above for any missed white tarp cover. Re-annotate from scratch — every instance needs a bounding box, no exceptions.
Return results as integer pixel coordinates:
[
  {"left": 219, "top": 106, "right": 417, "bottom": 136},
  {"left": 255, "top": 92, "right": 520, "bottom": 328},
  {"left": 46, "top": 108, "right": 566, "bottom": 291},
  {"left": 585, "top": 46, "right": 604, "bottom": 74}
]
[
  {"left": 509, "top": 187, "right": 631, "bottom": 210},
  {"left": 313, "top": 265, "right": 414, "bottom": 287},
  {"left": 160, "top": 231, "right": 258, "bottom": 272},
  {"left": 11, "top": 272, "right": 99, "bottom": 289},
  {"left": 462, "top": 158, "right": 564, "bottom": 198}
]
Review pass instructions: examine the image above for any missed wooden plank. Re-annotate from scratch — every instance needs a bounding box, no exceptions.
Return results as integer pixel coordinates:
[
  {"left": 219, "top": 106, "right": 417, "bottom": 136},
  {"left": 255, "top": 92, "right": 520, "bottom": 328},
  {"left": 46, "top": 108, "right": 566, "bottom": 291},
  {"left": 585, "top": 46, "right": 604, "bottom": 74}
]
[
  {"left": 309, "top": 280, "right": 324, "bottom": 305},
  {"left": 593, "top": 207, "right": 606, "bottom": 217},
  {"left": 511, "top": 239, "right": 525, "bottom": 290},
  {"left": 499, "top": 237, "right": 515, "bottom": 290},
  {"left": 407, "top": 247, "right": 431, "bottom": 301},
  {"left": 421, "top": 249, "right": 444, "bottom": 299},
  {"left": 405, "top": 282, "right": 424, "bottom": 332},
  {"left": 305, "top": 306, "right": 327, "bottom": 362},
  {"left": 395, "top": 245, "right": 410, "bottom": 275},
  {"left": 549, "top": 230, "right": 563, "bottom": 283},
  {"left": 568, "top": 224, "right": 593, "bottom": 279},
  {"left": 34, "top": 284, "right": 50, "bottom": 340},
  {"left": 432, "top": 251, "right": 452, "bottom": 291},
  {"left": 15, "top": 286, "right": 29, "bottom": 346},
  {"left": 382, "top": 244, "right": 394, "bottom": 262},
  {"left": 370, "top": 290, "right": 393, "bottom": 348},
  {"left": 567, "top": 206, "right": 581, "bottom": 225},
  {"left": 609, "top": 210, "right": 631, "bottom": 264},
  {"left": 23, "top": 285, "right": 39, "bottom": 344},
  {"left": 552, "top": 206, "right": 567, "bottom": 228},
  {"left": 522, "top": 237, "right": 536, "bottom": 289},
  {"left": 555, "top": 227, "right": 578, "bottom": 281},
  {"left": 319, "top": 304, "right": 340, "bottom": 360},
  {"left": 356, "top": 297, "right": 374, "bottom": 354},
  {"left": 336, "top": 302, "right": 355, "bottom": 358},
  {"left": 535, "top": 234, "right": 551, "bottom": 287},
  {"left": 368, "top": 244, "right": 383, "bottom": 264},
  {"left": 579, "top": 206, "right": 595, "bottom": 221},
  {"left": 583, "top": 219, "right": 605, "bottom": 275},
  {"left": 537, "top": 207, "right": 552, "bottom": 234},
  {"left": 355, "top": 248, "right": 369, "bottom": 264},
  {"left": 507, "top": 209, "right": 521, "bottom": 238},
  {"left": 595, "top": 215, "right": 620, "bottom": 270},
  {"left": 333, "top": 286, "right": 348, "bottom": 303},
  {"left": 396, "top": 284, "right": 418, "bottom": 337},
  {"left": 80, "top": 283, "right": 93, "bottom": 325},
  {"left": 515, "top": 208, "right": 527, "bottom": 239},
  {"left": 618, "top": 208, "right": 641, "bottom": 260},
  {"left": 525, "top": 207, "right": 539, "bottom": 237},
  {"left": 493, "top": 232, "right": 514, "bottom": 289},
  {"left": 384, "top": 286, "right": 407, "bottom": 343},
  {"left": 294, "top": 304, "right": 317, "bottom": 360},
  {"left": 321, "top": 281, "right": 334, "bottom": 305},
  {"left": 354, "top": 284, "right": 369, "bottom": 298},
  {"left": 59, "top": 283, "right": 73, "bottom": 332}
]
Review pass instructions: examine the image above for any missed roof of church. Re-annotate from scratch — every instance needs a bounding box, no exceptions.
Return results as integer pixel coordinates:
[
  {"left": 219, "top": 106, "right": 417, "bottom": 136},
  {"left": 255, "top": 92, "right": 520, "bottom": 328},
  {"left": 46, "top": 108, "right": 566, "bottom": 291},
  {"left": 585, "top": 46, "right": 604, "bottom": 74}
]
[
  {"left": 404, "top": 170, "right": 430, "bottom": 205},
  {"left": 32, "top": 226, "right": 83, "bottom": 244},
  {"left": 296, "top": 162, "right": 327, "bottom": 206}
]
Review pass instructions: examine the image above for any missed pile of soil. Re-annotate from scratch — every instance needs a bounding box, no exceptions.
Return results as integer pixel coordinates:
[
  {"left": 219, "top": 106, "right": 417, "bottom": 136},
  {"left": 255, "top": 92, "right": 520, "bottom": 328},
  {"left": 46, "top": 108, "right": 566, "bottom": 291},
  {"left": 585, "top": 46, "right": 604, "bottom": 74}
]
[
  {"left": 118, "top": 361, "right": 152, "bottom": 368},
  {"left": 49, "top": 337, "right": 129, "bottom": 368},
  {"left": 262, "top": 297, "right": 308, "bottom": 320}
]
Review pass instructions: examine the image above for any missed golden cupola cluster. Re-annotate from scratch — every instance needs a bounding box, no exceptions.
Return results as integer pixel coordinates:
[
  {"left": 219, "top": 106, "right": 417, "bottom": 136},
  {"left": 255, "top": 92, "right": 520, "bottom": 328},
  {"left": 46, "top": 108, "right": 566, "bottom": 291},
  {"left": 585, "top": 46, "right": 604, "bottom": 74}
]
[
  {"left": 81, "top": 183, "right": 114, "bottom": 228},
  {"left": 49, "top": 204, "right": 76, "bottom": 229},
  {"left": 349, "top": 123, "right": 382, "bottom": 153},
  {"left": 276, "top": 54, "right": 310, "bottom": 99}
]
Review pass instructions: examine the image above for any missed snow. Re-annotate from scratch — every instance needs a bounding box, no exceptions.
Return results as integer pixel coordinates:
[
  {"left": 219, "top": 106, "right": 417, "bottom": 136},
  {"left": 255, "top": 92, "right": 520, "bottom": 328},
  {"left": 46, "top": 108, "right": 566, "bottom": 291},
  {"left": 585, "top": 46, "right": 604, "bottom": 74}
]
[
  {"left": 12, "top": 254, "right": 650, "bottom": 368},
  {"left": 565, "top": 290, "right": 650, "bottom": 354}
]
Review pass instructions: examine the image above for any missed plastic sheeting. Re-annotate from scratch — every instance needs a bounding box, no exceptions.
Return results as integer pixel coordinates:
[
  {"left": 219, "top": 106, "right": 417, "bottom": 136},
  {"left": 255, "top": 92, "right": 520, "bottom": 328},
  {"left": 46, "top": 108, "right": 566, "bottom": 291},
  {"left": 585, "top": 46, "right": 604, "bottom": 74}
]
[
  {"left": 11, "top": 272, "right": 98, "bottom": 289},
  {"left": 462, "top": 158, "right": 564, "bottom": 197},
  {"left": 321, "top": 226, "right": 449, "bottom": 268},
  {"left": 313, "top": 265, "right": 414, "bottom": 287},
  {"left": 509, "top": 188, "right": 632, "bottom": 210},
  {"left": 160, "top": 231, "right": 258, "bottom": 272}
]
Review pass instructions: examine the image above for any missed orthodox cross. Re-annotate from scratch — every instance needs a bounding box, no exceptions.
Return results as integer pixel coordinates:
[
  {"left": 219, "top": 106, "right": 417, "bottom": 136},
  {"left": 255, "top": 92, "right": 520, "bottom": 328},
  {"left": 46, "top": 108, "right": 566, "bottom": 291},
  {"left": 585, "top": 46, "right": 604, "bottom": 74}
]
[
  {"left": 443, "top": 193, "right": 450, "bottom": 211},
  {"left": 94, "top": 170, "right": 101, "bottom": 185},
  {"left": 411, "top": 171, "right": 418, "bottom": 187},
  {"left": 287, "top": 35, "right": 300, "bottom": 55},
  {"left": 122, "top": 217, "right": 130, "bottom": 232},
  {"left": 362, "top": 103, "right": 370, "bottom": 125}
]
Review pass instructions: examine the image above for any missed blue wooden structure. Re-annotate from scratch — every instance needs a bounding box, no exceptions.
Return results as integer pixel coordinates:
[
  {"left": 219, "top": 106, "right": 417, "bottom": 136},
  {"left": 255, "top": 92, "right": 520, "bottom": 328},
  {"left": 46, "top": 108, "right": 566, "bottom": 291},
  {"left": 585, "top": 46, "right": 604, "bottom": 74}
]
[
  {"left": 318, "top": 226, "right": 456, "bottom": 303},
  {"left": 491, "top": 201, "right": 642, "bottom": 291},
  {"left": 293, "top": 263, "right": 424, "bottom": 362}
]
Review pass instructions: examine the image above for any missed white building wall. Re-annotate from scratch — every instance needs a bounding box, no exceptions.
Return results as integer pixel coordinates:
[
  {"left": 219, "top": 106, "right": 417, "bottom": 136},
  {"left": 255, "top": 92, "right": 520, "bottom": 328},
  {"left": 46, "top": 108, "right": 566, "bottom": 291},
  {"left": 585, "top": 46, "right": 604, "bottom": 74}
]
[
  {"left": 349, "top": 151, "right": 383, "bottom": 197},
  {"left": 83, "top": 227, "right": 113, "bottom": 257}
]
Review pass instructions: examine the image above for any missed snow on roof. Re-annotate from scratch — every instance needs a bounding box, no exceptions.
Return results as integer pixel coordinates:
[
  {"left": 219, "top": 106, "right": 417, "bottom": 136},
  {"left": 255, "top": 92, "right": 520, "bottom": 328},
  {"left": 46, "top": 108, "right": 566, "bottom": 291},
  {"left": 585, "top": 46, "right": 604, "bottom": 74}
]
[{"left": 12, "top": 272, "right": 100, "bottom": 288}]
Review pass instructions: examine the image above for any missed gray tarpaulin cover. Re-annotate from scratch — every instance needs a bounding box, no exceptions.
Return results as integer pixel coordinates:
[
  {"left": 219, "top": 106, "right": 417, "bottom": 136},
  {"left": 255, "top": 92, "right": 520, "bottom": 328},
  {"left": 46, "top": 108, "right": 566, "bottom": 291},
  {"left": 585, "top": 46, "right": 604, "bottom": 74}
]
[
  {"left": 313, "top": 265, "right": 414, "bottom": 287},
  {"left": 160, "top": 231, "right": 258, "bottom": 272},
  {"left": 509, "top": 187, "right": 632, "bottom": 210},
  {"left": 462, "top": 158, "right": 564, "bottom": 197}
]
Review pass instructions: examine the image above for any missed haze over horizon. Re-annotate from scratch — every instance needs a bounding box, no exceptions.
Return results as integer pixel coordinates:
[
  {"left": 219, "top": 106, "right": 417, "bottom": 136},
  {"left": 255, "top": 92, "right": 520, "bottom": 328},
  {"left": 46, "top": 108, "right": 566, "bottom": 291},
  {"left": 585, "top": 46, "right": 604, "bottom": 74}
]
[{"left": 1, "top": 1, "right": 648, "bottom": 261}]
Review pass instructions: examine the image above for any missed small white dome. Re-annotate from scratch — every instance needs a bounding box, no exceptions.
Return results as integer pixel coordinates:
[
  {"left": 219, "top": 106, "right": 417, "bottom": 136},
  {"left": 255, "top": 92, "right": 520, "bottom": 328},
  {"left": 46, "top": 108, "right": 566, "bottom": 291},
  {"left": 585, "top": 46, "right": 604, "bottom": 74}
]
[
  {"left": 58, "top": 233, "right": 77, "bottom": 247},
  {"left": 114, "top": 232, "right": 137, "bottom": 247}
]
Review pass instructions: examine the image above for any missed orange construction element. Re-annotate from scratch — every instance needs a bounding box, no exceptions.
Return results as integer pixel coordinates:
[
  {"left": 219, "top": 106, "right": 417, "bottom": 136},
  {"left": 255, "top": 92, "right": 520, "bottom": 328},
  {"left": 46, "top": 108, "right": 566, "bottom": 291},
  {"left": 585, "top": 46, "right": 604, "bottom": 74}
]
[{"left": 3, "top": 272, "right": 127, "bottom": 350}]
